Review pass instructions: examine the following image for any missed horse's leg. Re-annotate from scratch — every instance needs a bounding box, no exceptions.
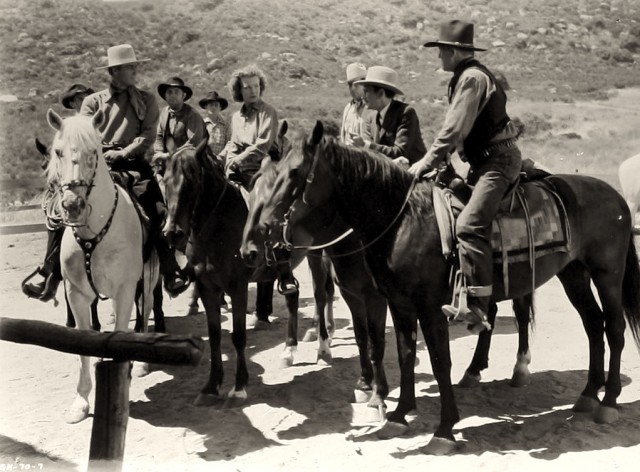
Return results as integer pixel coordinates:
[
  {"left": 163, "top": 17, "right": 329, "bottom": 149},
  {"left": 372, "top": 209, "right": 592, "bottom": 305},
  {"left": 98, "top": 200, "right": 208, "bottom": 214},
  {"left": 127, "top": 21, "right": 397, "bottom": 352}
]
[
  {"left": 510, "top": 294, "right": 533, "bottom": 388},
  {"left": 418, "top": 300, "right": 459, "bottom": 455},
  {"left": 591, "top": 268, "right": 627, "bottom": 423},
  {"left": 65, "top": 282, "right": 94, "bottom": 424},
  {"left": 378, "top": 298, "right": 418, "bottom": 439},
  {"left": 188, "top": 284, "right": 200, "bottom": 316},
  {"left": 226, "top": 282, "right": 249, "bottom": 407},
  {"left": 65, "top": 290, "right": 75, "bottom": 328},
  {"left": 152, "top": 278, "right": 165, "bottom": 333},
  {"left": 557, "top": 263, "right": 606, "bottom": 414},
  {"left": 459, "top": 302, "right": 498, "bottom": 387},
  {"left": 363, "top": 288, "right": 389, "bottom": 409},
  {"left": 194, "top": 279, "right": 225, "bottom": 406},
  {"left": 90, "top": 299, "right": 100, "bottom": 332},
  {"left": 323, "top": 256, "right": 336, "bottom": 340},
  {"left": 280, "top": 289, "right": 300, "bottom": 368},
  {"left": 253, "top": 281, "right": 273, "bottom": 329},
  {"left": 306, "top": 253, "right": 331, "bottom": 365}
]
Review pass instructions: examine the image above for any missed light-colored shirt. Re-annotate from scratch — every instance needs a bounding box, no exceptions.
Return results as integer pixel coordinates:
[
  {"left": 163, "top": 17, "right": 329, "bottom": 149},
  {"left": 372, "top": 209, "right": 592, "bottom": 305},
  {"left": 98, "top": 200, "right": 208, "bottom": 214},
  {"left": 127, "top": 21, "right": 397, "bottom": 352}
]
[
  {"left": 154, "top": 103, "right": 205, "bottom": 155},
  {"left": 80, "top": 85, "right": 159, "bottom": 160},
  {"left": 424, "top": 67, "right": 518, "bottom": 168},
  {"left": 340, "top": 99, "right": 367, "bottom": 143},
  {"left": 204, "top": 114, "right": 230, "bottom": 157},
  {"left": 220, "top": 99, "right": 278, "bottom": 173}
]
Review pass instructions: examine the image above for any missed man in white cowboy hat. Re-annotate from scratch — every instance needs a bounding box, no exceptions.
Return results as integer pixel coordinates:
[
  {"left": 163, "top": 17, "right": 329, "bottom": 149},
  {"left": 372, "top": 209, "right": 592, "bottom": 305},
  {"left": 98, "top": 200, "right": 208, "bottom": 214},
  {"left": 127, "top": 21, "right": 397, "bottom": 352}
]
[
  {"left": 340, "top": 62, "right": 369, "bottom": 145},
  {"left": 199, "top": 91, "right": 230, "bottom": 159},
  {"left": 153, "top": 76, "right": 206, "bottom": 166},
  {"left": 61, "top": 83, "right": 95, "bottom": 113},
  {"left": 409, "top": 20, "right": 522, "bottom": 333},
  {"left": 80, "top": 44, "right": 190, "bottom": 296},
  {"left": 351, "top": 66, "right": 427, "bottom": 165}
]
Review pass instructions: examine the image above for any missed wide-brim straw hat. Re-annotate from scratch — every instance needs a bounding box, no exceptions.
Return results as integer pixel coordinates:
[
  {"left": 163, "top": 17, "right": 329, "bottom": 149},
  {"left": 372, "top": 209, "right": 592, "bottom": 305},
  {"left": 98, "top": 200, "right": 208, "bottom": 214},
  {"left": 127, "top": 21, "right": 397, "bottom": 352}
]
[
  {"left": 61, "top": 83, "right": 95, "bottom": 109},
  {"left": 198, "top": 91, "right": 229, "bottom": 110},
  {"left": 157, "top": 77, "right": 193, "bottom": 101},
  {"left": 354, "top": 66, "right": 404, "bottom": 96},
  {"left": 96, "top": 44, "right": 151, "bottom": 69},
  {"left": 422, "top": 20, "right": 487, "bottom": 51}
]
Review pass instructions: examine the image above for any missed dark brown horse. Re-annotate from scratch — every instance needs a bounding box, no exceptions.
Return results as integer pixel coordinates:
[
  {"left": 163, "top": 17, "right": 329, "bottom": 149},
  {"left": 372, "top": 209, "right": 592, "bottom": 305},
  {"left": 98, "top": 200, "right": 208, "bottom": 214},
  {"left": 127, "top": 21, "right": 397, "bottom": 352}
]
[
  {"left": 241, "top": 152, "right": 389, "bottom": 406},
  {"left": 255, "top": 121, "right": 640, "bottom": 454}
]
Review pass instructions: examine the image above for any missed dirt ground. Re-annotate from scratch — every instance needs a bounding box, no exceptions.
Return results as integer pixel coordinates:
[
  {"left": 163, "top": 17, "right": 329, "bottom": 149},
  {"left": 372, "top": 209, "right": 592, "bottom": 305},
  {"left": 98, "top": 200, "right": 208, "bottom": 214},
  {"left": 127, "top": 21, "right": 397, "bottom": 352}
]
[{"left": 1, "top": 229, "right": 640, "bottom": 472}]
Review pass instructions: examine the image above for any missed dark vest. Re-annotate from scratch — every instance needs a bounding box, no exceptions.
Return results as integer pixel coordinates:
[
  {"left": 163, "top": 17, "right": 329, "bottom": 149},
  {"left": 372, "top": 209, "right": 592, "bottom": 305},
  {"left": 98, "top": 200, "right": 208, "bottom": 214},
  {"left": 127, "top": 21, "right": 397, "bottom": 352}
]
[{"left": 448, "top": 58, "right": 510, "bottom": 165}]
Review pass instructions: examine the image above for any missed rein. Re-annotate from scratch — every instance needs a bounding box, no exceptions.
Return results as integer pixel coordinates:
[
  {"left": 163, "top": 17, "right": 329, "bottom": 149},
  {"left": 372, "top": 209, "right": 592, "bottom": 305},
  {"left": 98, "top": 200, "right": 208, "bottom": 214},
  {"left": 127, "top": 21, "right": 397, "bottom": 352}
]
[
  {"left": 72, "top": 184, "right": 119, "bottom": 301},
  {"left": 57, "top": 150, "right": 99, "bottom": 210}
]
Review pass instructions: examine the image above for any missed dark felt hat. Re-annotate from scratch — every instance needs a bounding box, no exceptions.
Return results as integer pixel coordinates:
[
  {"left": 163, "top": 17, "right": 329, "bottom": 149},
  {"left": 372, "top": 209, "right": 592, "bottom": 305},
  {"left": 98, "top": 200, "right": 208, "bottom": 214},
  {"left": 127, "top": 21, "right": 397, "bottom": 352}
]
[
  {"left": 157, "top": 76, "right": 193, "bottom": 101},
  {"left": 423, "top": 20, "right": 487, "bottom": 51},
  {"left": 198, "top": 91, "right": 229, "bottom": 110},
  {"left": 61, "top": 83, "right": 95, "bottom": 109}
]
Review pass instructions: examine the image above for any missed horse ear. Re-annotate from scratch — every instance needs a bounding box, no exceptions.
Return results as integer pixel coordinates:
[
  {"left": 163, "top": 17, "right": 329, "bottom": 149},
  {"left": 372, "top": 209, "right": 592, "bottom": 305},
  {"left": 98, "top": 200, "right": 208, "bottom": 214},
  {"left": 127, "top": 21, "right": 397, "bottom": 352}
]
[
  {"left": 35, "top": 138, "right": 48, "bottom": 157},
  {"left": 194, "top": 136, "right": 209, "bottom": 163},
  {"left": 310, "top": 121, "right": 324, "bottom": 146},
  {"left": 91, "top": 109, "right": 105, "bottom": 129},
  {"left": 278, "top": 120, "right": 288, "bottom": 139},
  {"left": 46, "top": 108, "right": 63, "bottom": 131}
]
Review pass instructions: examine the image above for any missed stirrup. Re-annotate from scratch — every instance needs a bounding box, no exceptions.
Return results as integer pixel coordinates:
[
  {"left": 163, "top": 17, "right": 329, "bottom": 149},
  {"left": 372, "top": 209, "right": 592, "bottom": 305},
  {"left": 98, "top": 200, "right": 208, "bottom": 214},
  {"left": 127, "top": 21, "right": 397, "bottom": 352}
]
[
  {"left": 164, "top": 272, "right": 191, "bottom": 298},
  {"left": 442, "top": 270, "right": 465, "bottom": 320},
  {"left": 277, "top": 275, "right": 299, "bottom": 296}
]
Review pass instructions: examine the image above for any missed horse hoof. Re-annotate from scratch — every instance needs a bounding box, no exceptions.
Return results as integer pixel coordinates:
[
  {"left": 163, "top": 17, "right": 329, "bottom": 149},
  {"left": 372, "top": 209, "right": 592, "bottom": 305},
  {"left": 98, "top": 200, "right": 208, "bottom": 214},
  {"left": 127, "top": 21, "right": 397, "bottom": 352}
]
[
  {"left": 458, "top": 371, "right": 481, "bottom": 388},
  {"left": 573, "top": 395, "right": 599, "bottom": 413},
  {"left": 353, "top": 389, "right": 371, "bottom": 404},
  {"left": 194, "top": 392, "right": 224, "bottom": 407},
  {"left": 253, "top": 320, "right": 271, "bottom": 331},
  {"left": 317, "top": 350, "right": 333, "bottom": 366},
  {"left": 302, "top": 328, "right": 318, "bottom": 342},
  {"left": 223, "top": 389, "right": 247, "bottom": 408},
  {"left": 510, "top": 369, "right": 531, "bottom": 388},
  {"left": 132, "top": 362, "right": 150, "bottom": 378},
  {"left": 66, "top": 398, "right": 90, "bottom": 424},
  {"left": 422, "top": 436, "right": 457, "bottom": 456},
  {"left": 594, "top": 405, "right": 619, "bottom": 424},
  {"left": 376, "top": 420, "right": 408, "bottom": 440}
]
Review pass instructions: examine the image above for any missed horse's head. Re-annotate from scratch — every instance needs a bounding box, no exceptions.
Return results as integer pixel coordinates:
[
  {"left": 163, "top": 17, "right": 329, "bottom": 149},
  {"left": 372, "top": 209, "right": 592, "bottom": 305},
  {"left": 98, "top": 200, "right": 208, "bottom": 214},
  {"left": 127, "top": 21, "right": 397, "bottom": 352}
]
[
  {"left": 240, "top": 120, "right": 294, "bottom": 266},
  {"left": 46, "top": 108, "right": 105, "bottom": 226},
  {"left": 257, "top": 121, "right": 335, "bottom": 246},
  {"left": 162, "top": 140, "right": 207, "bottom": 250}
]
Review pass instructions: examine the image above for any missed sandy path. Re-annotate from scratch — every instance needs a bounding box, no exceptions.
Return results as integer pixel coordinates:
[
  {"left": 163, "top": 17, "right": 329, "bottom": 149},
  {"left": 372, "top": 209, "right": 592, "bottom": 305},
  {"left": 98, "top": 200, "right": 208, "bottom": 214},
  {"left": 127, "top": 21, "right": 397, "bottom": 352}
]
[{"left": 1, "top": 231, "right": 640, "bottom": 472}]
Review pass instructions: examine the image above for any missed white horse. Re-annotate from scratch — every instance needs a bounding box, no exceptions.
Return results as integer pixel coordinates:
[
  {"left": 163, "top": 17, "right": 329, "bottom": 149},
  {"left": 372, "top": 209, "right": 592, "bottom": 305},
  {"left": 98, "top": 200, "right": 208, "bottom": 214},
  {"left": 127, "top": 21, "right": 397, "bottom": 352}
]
[
  {"left": 619, "top": 153, "right": 640, "bottom": 232},
  {"left": 45, "top": 109, "right": 159, "bottom": 423}
]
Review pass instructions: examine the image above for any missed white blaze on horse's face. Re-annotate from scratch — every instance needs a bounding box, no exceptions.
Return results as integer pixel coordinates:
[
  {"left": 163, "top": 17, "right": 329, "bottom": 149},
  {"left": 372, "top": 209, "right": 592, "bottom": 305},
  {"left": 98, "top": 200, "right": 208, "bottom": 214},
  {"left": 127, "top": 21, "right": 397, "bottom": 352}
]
[{"left": 46, "top": 109, "right": 104, "bottom": 226}]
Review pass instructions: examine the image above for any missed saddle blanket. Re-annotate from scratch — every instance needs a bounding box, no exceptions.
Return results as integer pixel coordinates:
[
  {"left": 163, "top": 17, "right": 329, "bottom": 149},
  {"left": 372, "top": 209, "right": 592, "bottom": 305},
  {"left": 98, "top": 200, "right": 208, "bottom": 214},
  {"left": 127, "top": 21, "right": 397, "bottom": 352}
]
[{"left": 433, "top": 180, "right": 571, "bottom": 265}]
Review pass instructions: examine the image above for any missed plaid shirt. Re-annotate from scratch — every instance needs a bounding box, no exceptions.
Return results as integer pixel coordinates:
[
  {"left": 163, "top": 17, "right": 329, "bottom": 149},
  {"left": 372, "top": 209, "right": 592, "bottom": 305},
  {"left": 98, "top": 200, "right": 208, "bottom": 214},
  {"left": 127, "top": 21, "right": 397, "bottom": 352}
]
[{"left": 204, "top": 114, "right": 230, "bottom": 157}]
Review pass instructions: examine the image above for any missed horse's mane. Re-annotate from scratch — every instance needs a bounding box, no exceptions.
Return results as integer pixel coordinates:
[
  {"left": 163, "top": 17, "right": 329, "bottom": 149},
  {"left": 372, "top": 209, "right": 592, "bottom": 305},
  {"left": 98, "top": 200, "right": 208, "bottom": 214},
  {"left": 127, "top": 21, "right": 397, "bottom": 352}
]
[{"left": 46, "top": 115, "right": 102, "bottom": 185}]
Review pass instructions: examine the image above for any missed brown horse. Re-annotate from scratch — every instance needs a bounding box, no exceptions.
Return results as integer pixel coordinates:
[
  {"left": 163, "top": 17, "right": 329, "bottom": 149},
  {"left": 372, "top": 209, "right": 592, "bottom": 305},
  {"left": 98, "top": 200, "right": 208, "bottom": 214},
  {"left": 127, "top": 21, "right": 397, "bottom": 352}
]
[
  {"left": 255, "top": 121, "right": 640, "bottom": 454},
  {"left": 241, "top": 150, "right": 389, "bottom": 406}
]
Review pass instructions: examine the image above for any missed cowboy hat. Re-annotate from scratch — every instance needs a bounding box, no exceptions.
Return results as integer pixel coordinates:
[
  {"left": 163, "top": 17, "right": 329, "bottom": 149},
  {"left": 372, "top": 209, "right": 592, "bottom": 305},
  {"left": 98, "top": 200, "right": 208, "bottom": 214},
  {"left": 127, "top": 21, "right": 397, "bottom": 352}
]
[
  {"left": 61, "top": 83, "right": 95, "bottom": 109},
  {"left": 96, "top": 44, "right": 151, "bottom": 69},
  {"left": 158, "top": 77, "right": 193, "bottom": 101},
  {"left": 198, "top": 91, "right": 229, "bottom": 110},
  {"left": 423, "top": 20, "right": 487, "bottom": 51},
  {"left": 354, "top": 66, "right": 404, "bottom": 96},
  {"left": 345, "top": 62, "right": 367, "bottom": 83}
]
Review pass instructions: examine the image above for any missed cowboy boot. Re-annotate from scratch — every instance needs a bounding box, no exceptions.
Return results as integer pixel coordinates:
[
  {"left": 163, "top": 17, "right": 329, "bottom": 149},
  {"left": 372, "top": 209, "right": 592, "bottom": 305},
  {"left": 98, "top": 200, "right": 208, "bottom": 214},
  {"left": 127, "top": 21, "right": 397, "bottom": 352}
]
[
  {"left": 155, "top": 236, "right": 191, "bottom": 297},
  {"left": 21, "top": 228, "right": 63, "bottom": 302},
  {"left": 449, "top": 285, "right": 492, "bottom": 334}
]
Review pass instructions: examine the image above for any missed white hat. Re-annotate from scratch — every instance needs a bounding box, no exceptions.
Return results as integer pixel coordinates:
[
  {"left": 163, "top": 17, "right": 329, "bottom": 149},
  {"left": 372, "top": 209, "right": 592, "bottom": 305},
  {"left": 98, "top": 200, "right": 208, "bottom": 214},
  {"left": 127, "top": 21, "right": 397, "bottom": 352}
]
[
  {"left": 354, "top": 66, "right": 404, "bottom": 96},
  {"left": 96, "top": 44, "right": 150, "bottom": 70},
  {"left": 346, "top": 62, "right": 367, "bottom": 83}
]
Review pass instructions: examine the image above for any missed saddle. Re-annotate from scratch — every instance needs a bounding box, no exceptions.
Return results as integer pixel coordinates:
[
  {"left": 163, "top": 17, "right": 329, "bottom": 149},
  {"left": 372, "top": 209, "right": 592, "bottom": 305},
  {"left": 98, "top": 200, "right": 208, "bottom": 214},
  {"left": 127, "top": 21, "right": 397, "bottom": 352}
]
[{"left": 432, "top": 173, "right": 571, "bottom": 297}]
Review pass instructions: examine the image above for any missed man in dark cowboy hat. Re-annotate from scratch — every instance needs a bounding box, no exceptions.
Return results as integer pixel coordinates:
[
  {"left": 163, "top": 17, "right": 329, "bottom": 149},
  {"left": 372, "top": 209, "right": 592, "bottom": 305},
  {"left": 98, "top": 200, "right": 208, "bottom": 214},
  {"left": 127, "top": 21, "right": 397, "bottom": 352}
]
[
  {"left": 22, "top": 44, "right": 190, "bottom": 302},
  {"left": 61, "top": 84, "right": 95, "bottom": 113},
  {"left": 409, "top": 20, "right": 522, "bottom": 333},
  {"left": 153, "top": 76, "right": 205, "bottom": 166},
  {"left": 351, "top": 65, "right": 427, "bottom": 165}
]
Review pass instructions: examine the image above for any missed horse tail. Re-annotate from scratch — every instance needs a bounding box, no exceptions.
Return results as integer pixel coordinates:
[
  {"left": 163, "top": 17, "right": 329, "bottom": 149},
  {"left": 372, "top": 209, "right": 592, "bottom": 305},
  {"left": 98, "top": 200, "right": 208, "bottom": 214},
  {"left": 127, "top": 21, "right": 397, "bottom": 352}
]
[{"left": 622, "top": 233, "right": 640, "bottom": 347}]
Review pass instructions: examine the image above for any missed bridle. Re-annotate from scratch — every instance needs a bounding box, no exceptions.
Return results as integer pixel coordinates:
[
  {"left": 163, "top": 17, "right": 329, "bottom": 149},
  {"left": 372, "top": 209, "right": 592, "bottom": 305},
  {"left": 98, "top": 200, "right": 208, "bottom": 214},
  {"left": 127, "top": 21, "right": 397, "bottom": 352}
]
[
  {"left": 265, "top": 141, "right": 418, "bottom": 260},
  {"left": 56, "top": 149, "right": 100, "bottom": 228}
]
